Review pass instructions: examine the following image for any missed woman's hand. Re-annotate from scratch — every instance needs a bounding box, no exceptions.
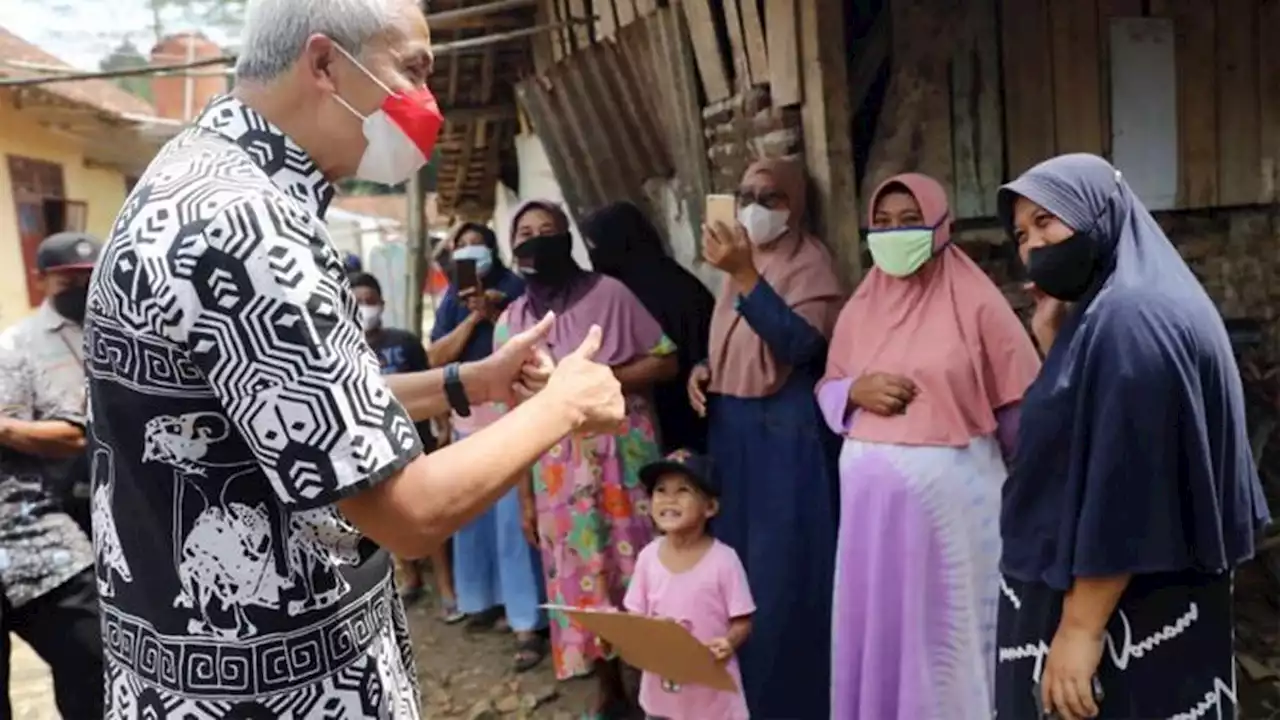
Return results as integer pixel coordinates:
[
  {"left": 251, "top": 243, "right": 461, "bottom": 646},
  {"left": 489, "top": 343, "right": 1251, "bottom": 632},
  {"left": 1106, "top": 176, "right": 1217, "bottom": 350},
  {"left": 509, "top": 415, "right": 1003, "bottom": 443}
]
[
  {"left": 1041, "top": 624, "right": 1104, "bottom": 719},
  {"left": 1027, "top": 282, "right": 1069, "bottom": 354},
  {"left": 850, "top": 372, "right": 918, "bottom": 416},
  {"left": 465, "top": 289, "right": 506, "bottom": 322},
  {"left": 687, "top": 363, "right": 711, "bottom": 417},
  {"left": 702, "top": 221, "right": 756, "bottom": 279}
]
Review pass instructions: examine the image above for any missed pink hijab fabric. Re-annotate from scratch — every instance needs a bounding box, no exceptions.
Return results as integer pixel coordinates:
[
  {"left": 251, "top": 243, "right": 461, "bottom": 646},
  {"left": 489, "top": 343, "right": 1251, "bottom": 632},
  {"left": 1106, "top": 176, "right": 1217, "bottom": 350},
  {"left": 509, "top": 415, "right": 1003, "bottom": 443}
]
[
  {"left": 822, "top": 173, "right": 1040, "bottom": 447},
  {"left": 707, "top": 158, "right": 845, "bottom": 398}
]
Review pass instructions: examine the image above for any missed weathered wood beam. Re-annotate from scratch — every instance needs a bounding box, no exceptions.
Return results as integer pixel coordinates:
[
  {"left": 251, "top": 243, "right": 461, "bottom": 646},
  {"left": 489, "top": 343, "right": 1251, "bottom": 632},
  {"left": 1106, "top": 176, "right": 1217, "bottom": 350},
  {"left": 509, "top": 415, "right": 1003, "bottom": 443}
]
[
  {"left": 452, "top": 47, "right": 495, "bottom": 207},
  {"left": 864, "top": 0, "right": 964, "bottom": 194},
  {"left": 443, "top": 103, "right": 518, "bottom": 124},
  {"left": 433, "top": 21, "right": 591, "bottom": 57},
  {"left": 738, "top": 0, "right": 770, "bottom": 86},
  {"left": 682, "top": 0, "right": 732, "bottom": 102},
  {"left": 426, "top": 0, "right": 536, "bottom": 29},
  {"left": 800, "top": 0, "right": 862, "bottom": 286},
  {"left": 766, "top": 0, "right": 802, "bottom": 107},
  {"left": 848, "top": 7, "right": 888, "bottom": 113},
  {"left": 951, "top": 0, "right": 1003, "bottom": 218}
]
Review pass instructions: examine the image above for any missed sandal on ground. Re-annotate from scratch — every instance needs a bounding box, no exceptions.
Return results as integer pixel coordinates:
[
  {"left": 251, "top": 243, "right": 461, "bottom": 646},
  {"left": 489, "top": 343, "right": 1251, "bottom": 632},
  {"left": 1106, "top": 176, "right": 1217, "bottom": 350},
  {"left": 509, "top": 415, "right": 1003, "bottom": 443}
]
[
  {"left": 439, "top": 599, "right": 465, "bottom": 624},
  {"left": 512, "top": 635, "right": 547, "bottom": 673},
  {"left": 464, "top": 606, "right": 503, "bottom": 632}
]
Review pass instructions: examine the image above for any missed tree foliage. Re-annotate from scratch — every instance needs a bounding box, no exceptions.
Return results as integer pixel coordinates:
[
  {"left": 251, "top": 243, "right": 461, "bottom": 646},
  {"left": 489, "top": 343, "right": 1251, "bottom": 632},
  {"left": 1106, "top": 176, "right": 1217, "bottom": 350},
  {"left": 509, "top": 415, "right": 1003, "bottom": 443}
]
[{"left": 98, "top": 38, "right": 154, "bottom": 102}]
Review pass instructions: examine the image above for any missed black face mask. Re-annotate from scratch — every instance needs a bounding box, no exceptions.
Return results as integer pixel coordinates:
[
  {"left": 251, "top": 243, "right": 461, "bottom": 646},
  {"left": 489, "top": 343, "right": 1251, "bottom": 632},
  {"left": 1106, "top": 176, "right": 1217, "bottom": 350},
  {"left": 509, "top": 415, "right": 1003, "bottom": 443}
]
[
  {"left": 51, "top": 284, "right": 89, "bottom": 325},
  {"left": 1026, "top": 233, "right": 1100, "bottom": 302},
  {"left": 514, "top": 232, "right": 578, "bottom": 286}
]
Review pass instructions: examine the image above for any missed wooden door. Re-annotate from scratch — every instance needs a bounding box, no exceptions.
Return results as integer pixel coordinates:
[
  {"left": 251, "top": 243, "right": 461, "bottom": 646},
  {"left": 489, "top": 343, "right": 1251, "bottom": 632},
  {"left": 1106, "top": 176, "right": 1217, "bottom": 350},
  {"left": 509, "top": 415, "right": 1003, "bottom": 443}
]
[{"left": 7, "top": 155, "right": 70, "bottom": 307}]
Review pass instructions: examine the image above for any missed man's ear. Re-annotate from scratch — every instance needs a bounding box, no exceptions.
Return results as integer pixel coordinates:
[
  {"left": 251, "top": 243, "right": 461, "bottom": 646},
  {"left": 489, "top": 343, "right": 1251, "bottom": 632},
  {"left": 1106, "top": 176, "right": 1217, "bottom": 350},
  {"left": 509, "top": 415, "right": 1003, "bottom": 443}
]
[{"left": 303, "top": 34, "right": 339, "bottom": 92}]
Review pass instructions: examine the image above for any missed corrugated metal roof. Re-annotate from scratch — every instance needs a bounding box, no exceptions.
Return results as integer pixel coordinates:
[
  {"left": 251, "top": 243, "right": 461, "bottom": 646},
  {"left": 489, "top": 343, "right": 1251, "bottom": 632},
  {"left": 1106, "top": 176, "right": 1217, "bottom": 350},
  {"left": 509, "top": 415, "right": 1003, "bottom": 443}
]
[{"left": 514, "top": 5, "right": 708, "bottom": 226}]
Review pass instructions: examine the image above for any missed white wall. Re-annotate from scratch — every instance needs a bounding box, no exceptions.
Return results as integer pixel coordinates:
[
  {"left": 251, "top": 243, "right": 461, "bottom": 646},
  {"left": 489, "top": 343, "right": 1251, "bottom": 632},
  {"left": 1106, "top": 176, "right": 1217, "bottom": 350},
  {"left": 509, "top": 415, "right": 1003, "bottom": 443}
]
[
  {"left": 500, "top": 132, "right": 724, "bottom": 294},
  {"left": 495, "top": 134, "right": 592, "bottom": 270}
]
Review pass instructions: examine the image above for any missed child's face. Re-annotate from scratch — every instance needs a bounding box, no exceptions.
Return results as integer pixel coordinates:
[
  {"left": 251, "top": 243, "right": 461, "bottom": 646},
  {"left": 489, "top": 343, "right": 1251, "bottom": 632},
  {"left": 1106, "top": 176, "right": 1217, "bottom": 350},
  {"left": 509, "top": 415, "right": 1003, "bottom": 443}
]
[{"left": 650, "top": 473, "right": 717, "bottom": 534}]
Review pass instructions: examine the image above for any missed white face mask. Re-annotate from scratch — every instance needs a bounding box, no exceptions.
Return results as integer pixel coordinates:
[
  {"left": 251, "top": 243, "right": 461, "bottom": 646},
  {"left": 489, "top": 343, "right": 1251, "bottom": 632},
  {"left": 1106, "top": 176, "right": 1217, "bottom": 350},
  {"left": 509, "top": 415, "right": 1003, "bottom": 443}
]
[
  {"left": 331, "top": 46, "right": 440, "bottom": 186},
  {"left": 358, "top": 304, "right": 382, "bottom": 331},
  {"left": 737, "top": 204, "right": 791, "bottom": 246},
  {"left": 452, "top": 244, "right": 493, "bottom": 276},
  {"left": 342, "top": 110, "right": 426, "bottom": 186}
]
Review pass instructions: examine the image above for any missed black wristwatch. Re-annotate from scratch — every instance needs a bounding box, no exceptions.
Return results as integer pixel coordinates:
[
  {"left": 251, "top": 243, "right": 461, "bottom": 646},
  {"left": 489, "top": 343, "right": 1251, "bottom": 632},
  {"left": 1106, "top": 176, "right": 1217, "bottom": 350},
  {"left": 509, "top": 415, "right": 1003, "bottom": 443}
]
[{"left": 444, "top": 362, "right": 471, "bottom": 417}]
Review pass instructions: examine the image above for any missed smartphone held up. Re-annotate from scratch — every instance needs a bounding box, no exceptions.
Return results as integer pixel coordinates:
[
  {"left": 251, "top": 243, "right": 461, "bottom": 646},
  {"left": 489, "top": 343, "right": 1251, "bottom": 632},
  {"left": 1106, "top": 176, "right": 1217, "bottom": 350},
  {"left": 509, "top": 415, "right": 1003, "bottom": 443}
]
[
  {"left": 453, "top": 257, "right": 482, "bottom": 298},
  {"left": 705, "top": 193, "right": 737, "bottom": 230}
]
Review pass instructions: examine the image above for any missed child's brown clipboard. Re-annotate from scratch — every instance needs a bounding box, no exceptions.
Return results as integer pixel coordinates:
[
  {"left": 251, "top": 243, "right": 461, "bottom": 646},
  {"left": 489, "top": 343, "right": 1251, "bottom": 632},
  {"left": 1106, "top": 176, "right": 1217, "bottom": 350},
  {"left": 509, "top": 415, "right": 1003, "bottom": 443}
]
[{"left": 542, "top": 604, "right": 738, "bottom": 692}]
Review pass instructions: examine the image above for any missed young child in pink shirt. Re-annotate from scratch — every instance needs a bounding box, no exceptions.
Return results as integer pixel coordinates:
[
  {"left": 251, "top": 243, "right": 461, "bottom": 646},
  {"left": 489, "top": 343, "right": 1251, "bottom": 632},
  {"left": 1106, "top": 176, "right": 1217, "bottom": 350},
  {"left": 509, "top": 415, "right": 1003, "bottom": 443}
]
[{"left": 624, "top": 449, "right": 755, "bottom": 720}]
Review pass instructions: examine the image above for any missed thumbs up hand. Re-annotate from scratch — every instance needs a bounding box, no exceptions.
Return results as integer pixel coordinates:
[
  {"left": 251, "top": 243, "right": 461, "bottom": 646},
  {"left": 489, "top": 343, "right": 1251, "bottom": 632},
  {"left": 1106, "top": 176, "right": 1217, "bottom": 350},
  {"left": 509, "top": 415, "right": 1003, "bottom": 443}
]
[{"left": 543, "top": 324, "right": 625, "bottom": 434}]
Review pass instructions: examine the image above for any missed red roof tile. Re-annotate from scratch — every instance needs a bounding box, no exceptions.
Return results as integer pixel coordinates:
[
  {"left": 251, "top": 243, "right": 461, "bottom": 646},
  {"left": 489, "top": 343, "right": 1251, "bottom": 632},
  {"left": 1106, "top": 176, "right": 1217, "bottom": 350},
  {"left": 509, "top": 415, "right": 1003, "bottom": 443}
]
[{"left": 0, "top": 26, "right": 158, "bottom": 118}]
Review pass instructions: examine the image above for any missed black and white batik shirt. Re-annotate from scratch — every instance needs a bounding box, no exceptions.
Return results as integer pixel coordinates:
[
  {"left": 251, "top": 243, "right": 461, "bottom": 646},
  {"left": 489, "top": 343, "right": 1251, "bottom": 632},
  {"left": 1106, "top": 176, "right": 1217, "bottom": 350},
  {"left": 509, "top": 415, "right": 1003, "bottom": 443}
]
[{"left": 85, "top": 95, "right": 425, "bottom": 719}]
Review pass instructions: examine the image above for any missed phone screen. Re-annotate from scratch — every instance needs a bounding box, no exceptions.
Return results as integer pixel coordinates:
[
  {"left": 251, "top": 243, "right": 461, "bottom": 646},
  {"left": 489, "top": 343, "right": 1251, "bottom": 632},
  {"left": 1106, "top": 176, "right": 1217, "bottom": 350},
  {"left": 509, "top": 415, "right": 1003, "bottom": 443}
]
[
  {"left": 454, "top": 258, "right": 481, "bottom": 297},
  {"left": 705, "top": 194, "right": 737, "bottom": 229}
]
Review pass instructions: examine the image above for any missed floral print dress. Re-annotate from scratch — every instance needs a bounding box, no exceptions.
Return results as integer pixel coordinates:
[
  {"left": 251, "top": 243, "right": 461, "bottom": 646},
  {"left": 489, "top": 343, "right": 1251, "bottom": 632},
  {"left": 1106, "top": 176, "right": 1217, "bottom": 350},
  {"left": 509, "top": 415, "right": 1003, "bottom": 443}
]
[{"left": 495, "top": 320, "right": 673, "bottom": 680}]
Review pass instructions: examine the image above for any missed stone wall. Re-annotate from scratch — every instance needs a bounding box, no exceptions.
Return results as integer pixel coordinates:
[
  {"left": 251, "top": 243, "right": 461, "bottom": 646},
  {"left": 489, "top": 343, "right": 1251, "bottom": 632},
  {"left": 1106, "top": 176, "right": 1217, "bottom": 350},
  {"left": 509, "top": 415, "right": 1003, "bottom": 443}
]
[
  {"left": 703, "top": 87, "right": 804, "bottom": 193},
  {"left": 953, "top": 205, "right": 1280, "bottom": 361}
]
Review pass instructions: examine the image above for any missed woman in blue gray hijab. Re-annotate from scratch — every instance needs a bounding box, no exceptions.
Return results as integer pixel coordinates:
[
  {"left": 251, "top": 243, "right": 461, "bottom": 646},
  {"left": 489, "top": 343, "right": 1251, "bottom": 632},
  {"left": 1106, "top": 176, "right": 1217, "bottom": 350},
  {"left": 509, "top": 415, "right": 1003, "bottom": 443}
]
[{"left": 995, "top": 154, "right": 1270, "bottom": 719}]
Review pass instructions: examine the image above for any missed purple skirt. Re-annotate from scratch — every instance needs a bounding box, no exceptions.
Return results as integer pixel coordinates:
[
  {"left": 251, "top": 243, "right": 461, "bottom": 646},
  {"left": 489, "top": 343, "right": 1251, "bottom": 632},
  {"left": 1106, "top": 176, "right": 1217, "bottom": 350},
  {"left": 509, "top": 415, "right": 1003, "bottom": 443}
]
[{"left": 831, "top": 437, "right": 1004, "bottom": 720}]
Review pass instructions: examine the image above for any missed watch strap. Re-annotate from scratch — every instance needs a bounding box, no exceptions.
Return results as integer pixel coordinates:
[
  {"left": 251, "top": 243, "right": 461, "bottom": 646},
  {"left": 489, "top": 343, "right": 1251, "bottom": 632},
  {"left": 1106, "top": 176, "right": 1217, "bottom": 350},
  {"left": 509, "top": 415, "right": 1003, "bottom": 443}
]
[{"left": 444, "top": 362, "right": 471, "bottom": 417}]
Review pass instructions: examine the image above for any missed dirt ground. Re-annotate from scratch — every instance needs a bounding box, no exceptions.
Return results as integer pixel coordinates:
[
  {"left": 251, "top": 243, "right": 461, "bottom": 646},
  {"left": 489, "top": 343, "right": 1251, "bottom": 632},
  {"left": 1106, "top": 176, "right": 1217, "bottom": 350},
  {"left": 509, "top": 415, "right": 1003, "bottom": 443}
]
[
  {"left": 8, "top": 580, "right": 1280, "bottom": 719},
  {"left": 403, "top": 594, "right": 599, "bottom": 720}
]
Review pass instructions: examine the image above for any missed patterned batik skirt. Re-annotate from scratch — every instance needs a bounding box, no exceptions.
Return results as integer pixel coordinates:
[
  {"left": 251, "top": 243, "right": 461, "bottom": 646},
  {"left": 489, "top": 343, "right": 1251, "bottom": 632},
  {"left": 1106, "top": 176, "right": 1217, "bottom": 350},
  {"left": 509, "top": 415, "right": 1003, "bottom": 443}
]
[{"left": 995, "top": 570, "right": 1236, "bottom": 719}]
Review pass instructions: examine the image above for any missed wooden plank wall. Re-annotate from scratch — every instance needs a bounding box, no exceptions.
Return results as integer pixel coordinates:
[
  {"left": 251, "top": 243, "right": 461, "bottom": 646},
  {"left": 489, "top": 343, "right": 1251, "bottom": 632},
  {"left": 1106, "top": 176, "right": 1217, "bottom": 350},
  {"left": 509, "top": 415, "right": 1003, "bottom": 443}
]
[
  {"left": 951, "top": 0, "right": 1002, "bottom": 217},
  {"left": 992, "top": 0, "right": 1274, "bottom": 213},
  {"left": 678, "top": 0, "right": 805, "bottom": 106}
]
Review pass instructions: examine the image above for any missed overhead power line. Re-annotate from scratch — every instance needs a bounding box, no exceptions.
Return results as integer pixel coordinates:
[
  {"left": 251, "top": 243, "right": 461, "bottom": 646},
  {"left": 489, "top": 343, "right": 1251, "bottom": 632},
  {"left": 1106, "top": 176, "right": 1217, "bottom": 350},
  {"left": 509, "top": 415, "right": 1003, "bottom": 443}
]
[
  {"left": 0, "top": 56, "right": 231, "bottom": 87},
  {"left": 0, "top": 18, "right": 591, "bottom": 90}
]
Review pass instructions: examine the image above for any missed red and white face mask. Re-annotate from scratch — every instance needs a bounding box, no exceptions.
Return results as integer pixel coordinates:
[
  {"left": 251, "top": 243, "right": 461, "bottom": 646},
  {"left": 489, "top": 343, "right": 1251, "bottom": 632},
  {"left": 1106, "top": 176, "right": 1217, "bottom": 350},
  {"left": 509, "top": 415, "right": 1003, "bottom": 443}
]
[{"left": 332, "top": 45, "right": 444, "bottom": 186}]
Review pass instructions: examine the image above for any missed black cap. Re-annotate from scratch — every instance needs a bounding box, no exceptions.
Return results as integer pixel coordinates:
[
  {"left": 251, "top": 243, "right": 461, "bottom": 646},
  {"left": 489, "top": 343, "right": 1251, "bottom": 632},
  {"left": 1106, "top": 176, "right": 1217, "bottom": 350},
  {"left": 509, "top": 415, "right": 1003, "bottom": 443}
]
[
  {"left": 36, "top": 232, "right": 101, "bottom": 273},
  {"left": 639, "top": 449, "right": 718, "bottom": 498}
]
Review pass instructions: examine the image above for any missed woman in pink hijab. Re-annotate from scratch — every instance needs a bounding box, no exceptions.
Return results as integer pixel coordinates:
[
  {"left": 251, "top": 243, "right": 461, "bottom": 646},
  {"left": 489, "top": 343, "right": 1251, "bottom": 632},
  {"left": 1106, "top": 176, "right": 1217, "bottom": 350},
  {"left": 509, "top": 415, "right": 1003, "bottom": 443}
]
[
  {"left": 690, "top": 158, "right": 845, "bottom": 719},
  {"left": 815, "top": 173, "right": 1040, "bottom": 719}
]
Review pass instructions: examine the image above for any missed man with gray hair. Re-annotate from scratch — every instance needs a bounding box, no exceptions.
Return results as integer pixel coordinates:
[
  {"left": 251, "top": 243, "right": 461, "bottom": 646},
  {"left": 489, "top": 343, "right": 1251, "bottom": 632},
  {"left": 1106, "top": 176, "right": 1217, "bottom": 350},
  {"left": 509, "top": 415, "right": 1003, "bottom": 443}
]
[{"left": 84, "top": 0, "right": 624, "bottom": 716}]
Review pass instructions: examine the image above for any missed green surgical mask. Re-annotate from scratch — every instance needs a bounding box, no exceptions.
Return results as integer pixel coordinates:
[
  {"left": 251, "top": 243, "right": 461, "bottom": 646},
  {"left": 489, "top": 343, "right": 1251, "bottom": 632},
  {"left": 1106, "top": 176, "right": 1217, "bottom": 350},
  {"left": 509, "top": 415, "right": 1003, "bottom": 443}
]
[{"left": 867, "top": 227, "right": 936, "bottom": 277}]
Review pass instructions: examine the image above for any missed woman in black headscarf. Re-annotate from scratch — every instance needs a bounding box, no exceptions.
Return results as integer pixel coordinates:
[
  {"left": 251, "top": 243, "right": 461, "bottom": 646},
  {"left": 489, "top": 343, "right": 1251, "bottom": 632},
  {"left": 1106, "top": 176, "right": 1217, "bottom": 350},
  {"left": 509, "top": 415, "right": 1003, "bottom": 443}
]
[
  {"left": 995, "top": 153, "right": 1271, "bottom": 720},
  {"left": 580, "top": 201, "right": 715, "bottom": 453}
]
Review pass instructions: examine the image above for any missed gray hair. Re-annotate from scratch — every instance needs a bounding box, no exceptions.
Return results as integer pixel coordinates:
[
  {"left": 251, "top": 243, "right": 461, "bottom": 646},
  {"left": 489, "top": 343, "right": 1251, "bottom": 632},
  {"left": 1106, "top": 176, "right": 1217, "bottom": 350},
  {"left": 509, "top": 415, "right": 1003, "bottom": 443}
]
[{"left": 234, "top": 0, "right": 403, "bottom": 82}]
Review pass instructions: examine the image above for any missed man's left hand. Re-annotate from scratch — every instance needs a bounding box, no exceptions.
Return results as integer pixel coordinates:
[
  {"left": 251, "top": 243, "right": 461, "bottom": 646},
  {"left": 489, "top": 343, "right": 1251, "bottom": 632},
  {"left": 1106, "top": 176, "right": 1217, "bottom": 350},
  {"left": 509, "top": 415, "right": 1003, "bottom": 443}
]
[
  {"left": 1041, "top": 624, "right": 1104, "bottom": 719},
  {"left": 470, "top": 312, "right": 554, "bottom": 405}
]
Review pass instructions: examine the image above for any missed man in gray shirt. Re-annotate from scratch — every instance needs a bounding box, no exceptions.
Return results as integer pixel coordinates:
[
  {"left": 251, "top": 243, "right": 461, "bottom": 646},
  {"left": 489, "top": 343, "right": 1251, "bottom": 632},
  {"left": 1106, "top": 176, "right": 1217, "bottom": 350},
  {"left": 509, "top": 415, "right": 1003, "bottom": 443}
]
[{"left": 0, "top": 231, "right": 104, "bottom": 718}]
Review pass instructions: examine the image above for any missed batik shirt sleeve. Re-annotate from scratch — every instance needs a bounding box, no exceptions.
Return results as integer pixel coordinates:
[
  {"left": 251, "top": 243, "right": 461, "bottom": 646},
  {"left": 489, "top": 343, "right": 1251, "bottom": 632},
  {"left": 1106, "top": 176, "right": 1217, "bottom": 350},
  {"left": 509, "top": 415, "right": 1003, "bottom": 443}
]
[{"left": 174, "top": 195, "right": 423, "bottom": 509}]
